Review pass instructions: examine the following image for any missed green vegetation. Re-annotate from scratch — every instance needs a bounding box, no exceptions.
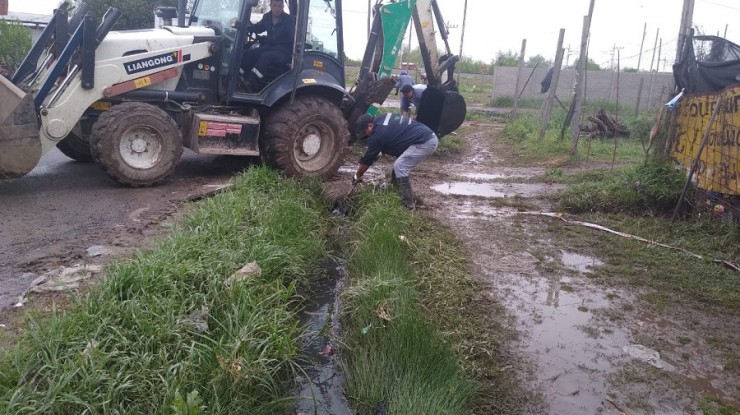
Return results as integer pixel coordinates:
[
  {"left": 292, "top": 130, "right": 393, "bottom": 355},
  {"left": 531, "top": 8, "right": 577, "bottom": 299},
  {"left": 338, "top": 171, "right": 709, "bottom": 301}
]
[
  {"left": 556, "top": 159, "right": 686, "bottom": 214},
  {"left": 0, "top": 18, "right": 32, "bottom": 72},
  {"left": 492, "top": 96, "right": 543, "bottom": 109},
  {"left": 80, "top": 0, "right": 178, "bottom": 30},
  {"left": 0, "top": 168, "right": 328, "bottom": 414},
  {"left": 341, "top": 192, "right": 474, "bottom": 414},
  {"left": 341, "top": 191, "right": 524, "bottom": 414},
  {"left": 500, "top": 111, "right": 645, "bottom": 165}
]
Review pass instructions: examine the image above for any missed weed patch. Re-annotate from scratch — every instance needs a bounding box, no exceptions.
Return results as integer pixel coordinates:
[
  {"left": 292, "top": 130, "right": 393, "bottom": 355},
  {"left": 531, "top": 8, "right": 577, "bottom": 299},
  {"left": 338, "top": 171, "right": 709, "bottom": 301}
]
[
  {"left": 341, "top": 190, "right": 526, "bottom": 414},
  {"left": 556, "top": 159, "right": 686, "bottom": 214}
]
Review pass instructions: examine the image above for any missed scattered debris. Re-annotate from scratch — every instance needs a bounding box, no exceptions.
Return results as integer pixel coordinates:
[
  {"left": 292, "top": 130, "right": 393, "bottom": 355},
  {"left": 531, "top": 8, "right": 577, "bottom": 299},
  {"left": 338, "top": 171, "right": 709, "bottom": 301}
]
[
  {"left": 86, "top": 245, "right": 115, "bottom": 257},
  {"left": 188, "top": 183, "right": 233, "bottom": 202},
  {"left": 182, "top": 306, "right": 209, "bottom": 333},
  {"left": 623, "top": 344, "right": 664, "bottom": 369},
  {"left": 580, "top": 109, "right": 630, "bottom": 137},
  {"left": 82, "top": 340, "right": 99, "bottom": 357},
  {"left": 128, "top": 207, "right": 151, "bottom": 222},
  {"left": 30, "top": 264, "right": 103, "bottom": 293},
  {"left": 320, "top": 344, "right": 335, "bottom": 357},
  {"left": 225, "top": 262, "right": 262, "bottom": 286}
]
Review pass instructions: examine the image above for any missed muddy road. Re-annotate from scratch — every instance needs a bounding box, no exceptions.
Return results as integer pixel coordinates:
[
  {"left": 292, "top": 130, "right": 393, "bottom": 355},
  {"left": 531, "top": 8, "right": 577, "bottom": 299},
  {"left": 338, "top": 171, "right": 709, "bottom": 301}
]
[
  {"left": 0, "top": 148, "right": 251, "bottom": 310},
  {"left": 351, "top": 122, "right": 739, "bottom": 414}
]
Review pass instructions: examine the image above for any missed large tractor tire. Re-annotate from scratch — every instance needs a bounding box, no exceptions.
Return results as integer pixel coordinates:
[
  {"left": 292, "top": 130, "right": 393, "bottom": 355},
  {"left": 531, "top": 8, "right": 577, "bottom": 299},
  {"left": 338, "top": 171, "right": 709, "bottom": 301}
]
[
  {"left": 260, "top": 96, "right": 347, "bottom": 178},
  {"left": 90, "top": 102, "right": 183, "bottom": 187},
  {"left": 56, "top": 122, "right": 93, "bottom": 162}
]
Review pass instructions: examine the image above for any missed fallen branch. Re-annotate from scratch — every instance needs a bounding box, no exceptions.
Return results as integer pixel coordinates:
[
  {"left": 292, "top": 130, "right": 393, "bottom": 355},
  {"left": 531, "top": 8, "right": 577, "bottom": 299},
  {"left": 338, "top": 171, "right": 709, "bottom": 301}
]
[
  {"left": 580, "top": 109, "right": 630, "bottom": 137},
  {"left": 528, "top": 212, "right": 740, "bottom": 273}
]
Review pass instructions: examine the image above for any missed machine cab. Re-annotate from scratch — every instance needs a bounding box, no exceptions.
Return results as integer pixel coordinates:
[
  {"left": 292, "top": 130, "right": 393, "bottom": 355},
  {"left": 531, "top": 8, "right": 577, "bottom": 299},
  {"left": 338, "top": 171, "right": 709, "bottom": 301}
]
[{"left": 189, "top": 0, "right": 346, "bottom": 106}]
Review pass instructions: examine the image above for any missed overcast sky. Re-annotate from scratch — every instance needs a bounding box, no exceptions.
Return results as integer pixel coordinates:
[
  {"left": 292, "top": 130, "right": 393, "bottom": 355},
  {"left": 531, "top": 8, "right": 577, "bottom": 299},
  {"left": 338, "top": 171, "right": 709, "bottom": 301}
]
[{"left": 13, "top": 0, "right": 740, "bottom": 71}]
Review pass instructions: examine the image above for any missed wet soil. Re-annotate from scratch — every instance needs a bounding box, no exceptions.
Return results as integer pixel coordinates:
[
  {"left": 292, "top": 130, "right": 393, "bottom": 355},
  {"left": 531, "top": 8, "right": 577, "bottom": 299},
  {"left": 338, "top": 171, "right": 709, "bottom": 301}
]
[
  {"left": 335, "top": 122, "right": 739, "bottom": 414},
  {"left": 0, "top": 149, "right": 254, "bottom": 346}
]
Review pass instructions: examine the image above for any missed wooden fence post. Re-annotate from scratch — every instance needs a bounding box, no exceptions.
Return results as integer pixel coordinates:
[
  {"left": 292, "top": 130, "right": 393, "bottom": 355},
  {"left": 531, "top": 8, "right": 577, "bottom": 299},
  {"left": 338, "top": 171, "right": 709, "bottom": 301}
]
[
  {"left": 511, "top": 39, "right": 527, "bottom": 116},
  {"left": 540, "top": 29, "right": 565, "bottom": 140}
]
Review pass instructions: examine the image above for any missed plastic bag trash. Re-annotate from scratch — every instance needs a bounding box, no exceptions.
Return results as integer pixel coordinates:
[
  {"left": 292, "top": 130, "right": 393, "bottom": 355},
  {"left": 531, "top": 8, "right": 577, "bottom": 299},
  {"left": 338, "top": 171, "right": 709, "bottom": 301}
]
[{"left": 623, "top": 344, "right": 664, "bottom": 369}]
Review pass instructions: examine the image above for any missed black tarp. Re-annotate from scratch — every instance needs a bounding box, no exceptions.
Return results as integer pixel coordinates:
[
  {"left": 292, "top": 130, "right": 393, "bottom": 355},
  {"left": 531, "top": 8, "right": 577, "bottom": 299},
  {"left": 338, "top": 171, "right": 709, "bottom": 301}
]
[{"left": 673, "top": 32, "right": 740, "bottom": 93}]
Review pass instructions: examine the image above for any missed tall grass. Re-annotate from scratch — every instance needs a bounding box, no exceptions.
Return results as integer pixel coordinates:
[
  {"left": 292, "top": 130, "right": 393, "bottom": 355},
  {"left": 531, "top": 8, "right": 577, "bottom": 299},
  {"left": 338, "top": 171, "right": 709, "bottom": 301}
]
[
  {"left": 0, "top": 167, "right": 328, "bottom": 414},
  {"left": 341, "top": 191, "right": 476, "bottom": 414},
  {"left": 556, "top": 158, "right": 686, "bottom": 214}
]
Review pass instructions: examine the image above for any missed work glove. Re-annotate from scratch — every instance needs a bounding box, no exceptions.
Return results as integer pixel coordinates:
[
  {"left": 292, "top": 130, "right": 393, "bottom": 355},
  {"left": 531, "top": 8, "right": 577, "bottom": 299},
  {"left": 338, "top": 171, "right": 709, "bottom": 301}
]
[{"left": 352, "top": 175, "right": 362, "bottom": 185}]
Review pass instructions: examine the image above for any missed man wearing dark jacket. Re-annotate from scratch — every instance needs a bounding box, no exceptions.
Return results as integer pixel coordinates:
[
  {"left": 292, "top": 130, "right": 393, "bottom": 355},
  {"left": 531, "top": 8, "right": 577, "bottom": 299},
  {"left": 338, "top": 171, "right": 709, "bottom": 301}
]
[
  {"left": 352, "top": 113, "right": 438, "bottom": 210},
  {"left": 241, "top": 0, "right": 295, "bottom": 91}
]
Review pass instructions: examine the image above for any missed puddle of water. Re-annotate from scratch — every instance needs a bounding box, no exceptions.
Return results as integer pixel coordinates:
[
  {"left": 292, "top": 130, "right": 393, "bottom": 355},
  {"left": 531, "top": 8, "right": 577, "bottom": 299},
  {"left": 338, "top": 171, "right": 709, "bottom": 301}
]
[
  {"left": 561, "top": 251, "right": 604, "bottom": 273},
  {"left": 0, "top": 272, "right": 38, "bottom": 310},
  {"left": 432, "top": 182, "right": 509, "bottom": 197},
  {"left": 494, "top": 272, "right": 633, "bottom": 414},
  {"left": 458, "top": 173, "right": 508, "bottom": 181},
  {"left": 294, "top": 259, "right": 352, "bottom": 415},
  {"left": 337, "top": 165, "right": 383, "bottom": 177},
  {"left": 432, "top": 182, "right": 563, "bottom": 198}
]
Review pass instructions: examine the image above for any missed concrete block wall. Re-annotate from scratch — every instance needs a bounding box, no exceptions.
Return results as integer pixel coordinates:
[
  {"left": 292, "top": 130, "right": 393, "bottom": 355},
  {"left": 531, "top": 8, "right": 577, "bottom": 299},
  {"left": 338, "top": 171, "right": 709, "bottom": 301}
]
[{"left": 491, "top": 66, "right": 675, "bottom": 110}]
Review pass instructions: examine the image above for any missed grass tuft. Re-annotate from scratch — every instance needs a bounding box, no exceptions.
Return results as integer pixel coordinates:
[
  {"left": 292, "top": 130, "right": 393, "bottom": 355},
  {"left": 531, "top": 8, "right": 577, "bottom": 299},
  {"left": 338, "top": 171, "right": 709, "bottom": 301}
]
[{"left": 556, "top": 158, "right": 686, "bottom": 214}]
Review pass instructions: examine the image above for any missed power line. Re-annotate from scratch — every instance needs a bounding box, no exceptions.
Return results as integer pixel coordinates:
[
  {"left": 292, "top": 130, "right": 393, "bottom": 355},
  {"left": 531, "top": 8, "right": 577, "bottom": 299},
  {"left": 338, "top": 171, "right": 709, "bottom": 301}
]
[{"left": 697, "top": 0, "right": 740, "bottom": 10}]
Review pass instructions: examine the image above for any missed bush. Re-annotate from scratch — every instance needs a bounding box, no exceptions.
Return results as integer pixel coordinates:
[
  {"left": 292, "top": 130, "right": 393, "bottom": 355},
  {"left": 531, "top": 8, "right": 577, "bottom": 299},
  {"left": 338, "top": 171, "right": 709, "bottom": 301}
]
[
  {"left": 0, "top": 19, "right": 32, "bottom": 72},
  {"left": 501, "top": 113, "right": 538, "bottom": 141}
]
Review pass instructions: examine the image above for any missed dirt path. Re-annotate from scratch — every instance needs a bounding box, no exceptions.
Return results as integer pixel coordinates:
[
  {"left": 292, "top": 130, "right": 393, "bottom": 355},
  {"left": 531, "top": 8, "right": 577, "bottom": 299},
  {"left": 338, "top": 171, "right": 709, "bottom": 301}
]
[
  {"left": 0, "top": 150, "right": 252, "bottom": 342},
  {"left": 347, "top": 121, "right": 739, "bottom": 414}
]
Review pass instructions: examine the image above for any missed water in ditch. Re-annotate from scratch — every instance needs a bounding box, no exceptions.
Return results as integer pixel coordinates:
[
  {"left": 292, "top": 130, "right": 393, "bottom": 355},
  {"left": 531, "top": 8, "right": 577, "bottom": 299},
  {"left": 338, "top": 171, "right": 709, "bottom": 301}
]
[{"left": 294, "top": 259, "right": 352, "bottom": 415}]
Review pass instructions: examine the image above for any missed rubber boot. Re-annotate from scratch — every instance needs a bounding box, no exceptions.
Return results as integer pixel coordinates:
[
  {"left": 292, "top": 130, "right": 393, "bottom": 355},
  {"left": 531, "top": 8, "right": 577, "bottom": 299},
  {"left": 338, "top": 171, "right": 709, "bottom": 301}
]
[{"left": 396, "top": 176, "right": 415, "bottom": 210}]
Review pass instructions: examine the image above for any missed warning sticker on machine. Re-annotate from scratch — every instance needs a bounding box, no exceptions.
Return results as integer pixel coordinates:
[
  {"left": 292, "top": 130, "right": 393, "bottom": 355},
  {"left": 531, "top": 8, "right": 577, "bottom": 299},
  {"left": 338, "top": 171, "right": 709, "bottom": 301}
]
[{"left": 198, "top": 121, "right": 243, "bottom": 137}]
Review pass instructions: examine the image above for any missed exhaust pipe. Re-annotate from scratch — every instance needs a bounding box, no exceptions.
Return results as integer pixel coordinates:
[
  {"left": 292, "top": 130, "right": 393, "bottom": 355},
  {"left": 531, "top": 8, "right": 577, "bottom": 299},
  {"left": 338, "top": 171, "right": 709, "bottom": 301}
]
[{"left": 0, "top": 75, "right": 41, "bottom": 179}]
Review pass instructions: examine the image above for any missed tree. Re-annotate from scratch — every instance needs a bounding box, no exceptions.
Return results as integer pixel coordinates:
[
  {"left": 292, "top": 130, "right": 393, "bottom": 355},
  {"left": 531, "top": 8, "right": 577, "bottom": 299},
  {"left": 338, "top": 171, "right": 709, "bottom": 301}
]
[
  {"left": 494, "top": 50, "right": 519, "bottom": 67},
  {"left": 526, "top": 54, "right": 551, "bottom": 68},
  {"left": 586, "top": 58, "right": 601, "bottom": 71},
  {"left": 73, "top": 0, "right": 178, "bottom": 30},
  {"left": 0, "top": 18, "right": 32, "bottom": 72}
]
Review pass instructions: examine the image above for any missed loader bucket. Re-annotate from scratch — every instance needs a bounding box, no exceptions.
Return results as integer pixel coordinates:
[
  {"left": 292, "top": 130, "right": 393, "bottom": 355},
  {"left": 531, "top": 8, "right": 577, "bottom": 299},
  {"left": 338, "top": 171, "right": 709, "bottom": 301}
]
[
  {"left": 416, "top": 86, "right": 467, "bottom": 138},
  {"left": 0, "top": 75, "right": 40, "bottom": 179}
]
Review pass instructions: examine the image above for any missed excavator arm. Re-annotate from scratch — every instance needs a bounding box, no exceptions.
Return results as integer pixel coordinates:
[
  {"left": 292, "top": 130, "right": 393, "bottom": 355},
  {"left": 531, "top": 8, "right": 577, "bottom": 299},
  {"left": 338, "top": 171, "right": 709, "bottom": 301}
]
[{"left": 344, "top": 0, "right": 466, "bottom": 138}]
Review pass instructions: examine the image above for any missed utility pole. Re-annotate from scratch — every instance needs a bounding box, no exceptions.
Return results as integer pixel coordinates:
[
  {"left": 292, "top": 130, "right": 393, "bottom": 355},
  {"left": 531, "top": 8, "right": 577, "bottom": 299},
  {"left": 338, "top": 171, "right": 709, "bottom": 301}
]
[
  {"left": 724, "top": 24, "right": 728, "bottom": 38},
  {"left": 511, "top": 39, "right": 527, "bottom": 116},
  {"left": 457, "top": 0, "right": 469, "bottom": 82},
  {"left": 649, "top": 28, "right": 659, "bottom": 71},
  {"left": 571, "top": 0, "right": 596, "bottom": 156},
  {"left": 367, "top": 0, "right": 371, "bottom": 40},
  {"left": 565, "top": 45, "right": 572, "bottom": 67},
  {"left": 540, "top": 29, "right": 566, "bottom": 140},
  {"left": 637, "top": 22, "right": 647, "bottom": 71},
  {"left": 676, "top": 0, "right": 695, "bottom": 63}
]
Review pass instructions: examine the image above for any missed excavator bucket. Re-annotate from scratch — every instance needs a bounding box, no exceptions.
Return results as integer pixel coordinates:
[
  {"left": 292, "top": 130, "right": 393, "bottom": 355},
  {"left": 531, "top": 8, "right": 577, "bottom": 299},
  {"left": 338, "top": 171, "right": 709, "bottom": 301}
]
[
  {"left": 416, "top": 86, "right": 467, "bottom": 138},
  {"left": 0, "top": 75, "right": 41, "bottom": 179}
]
